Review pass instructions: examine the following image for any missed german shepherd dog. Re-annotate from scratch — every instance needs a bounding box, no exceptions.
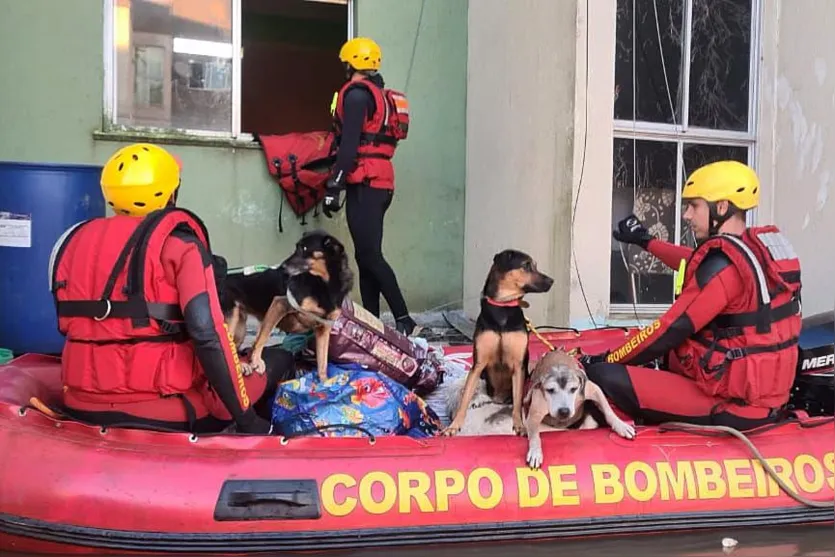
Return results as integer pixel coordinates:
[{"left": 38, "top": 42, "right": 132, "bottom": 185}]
[
  {"left": 443, "top": 249, "right": 554, "bottom": 437},
  {"left": 217, "top": 230, "right": 353, "bottom": 382},
  {"left": 524, "top": 349, "right": 636, "bottom": 468}
]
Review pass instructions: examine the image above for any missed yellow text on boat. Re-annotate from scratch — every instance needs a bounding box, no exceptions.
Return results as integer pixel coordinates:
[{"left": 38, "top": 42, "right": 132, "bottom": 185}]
[{"left": 319, "top": 452, "right": 835, "bottom": 517}]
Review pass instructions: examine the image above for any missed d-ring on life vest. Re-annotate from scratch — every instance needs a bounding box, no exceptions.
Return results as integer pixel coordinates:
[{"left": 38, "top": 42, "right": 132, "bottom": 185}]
[
  {"left": 50, "top": 207, "right": 213, "bottom": 403},
  {"left": 673, "top": 225, "right": 802, "bottom": 409}
]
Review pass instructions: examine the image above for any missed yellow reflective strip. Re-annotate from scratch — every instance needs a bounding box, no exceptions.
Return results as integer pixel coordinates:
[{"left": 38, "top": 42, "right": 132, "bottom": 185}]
[
  {"left": 674, "top": 258, "right": 686, "bottom": 297},
  {"left": 330, "top": 91, "right": 339, "bottom": 116}
]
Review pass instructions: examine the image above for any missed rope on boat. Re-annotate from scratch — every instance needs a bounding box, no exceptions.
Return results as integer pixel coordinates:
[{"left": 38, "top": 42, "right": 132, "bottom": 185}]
[
  {"left": 524, "top": 319, "right": 832, "bottom": 510},
  {"left": 659, "top": 421, "right": 835, "bottom": 509}
]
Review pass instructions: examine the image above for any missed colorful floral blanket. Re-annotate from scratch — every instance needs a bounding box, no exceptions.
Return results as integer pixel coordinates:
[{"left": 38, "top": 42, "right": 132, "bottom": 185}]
[{"left": 271, "top": 363, "right": 442, "bottom": 439}]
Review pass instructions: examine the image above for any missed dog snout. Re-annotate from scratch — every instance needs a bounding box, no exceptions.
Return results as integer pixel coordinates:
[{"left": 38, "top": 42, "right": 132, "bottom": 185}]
[
  {"left": 279, "top": 255, "right": 309, "bottom": 276},
  {"left": 557, "top": 407, "right": 571, "bottom": 419},
  {"left": 525, "top": 272, "right": 554, "bottom": 293}
]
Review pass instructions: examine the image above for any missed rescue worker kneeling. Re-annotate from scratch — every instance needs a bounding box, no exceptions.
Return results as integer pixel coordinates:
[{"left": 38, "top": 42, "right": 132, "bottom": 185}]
[
  {"left": 49, "top": 143, "right": 285, "bottom": 434},
  {"left": 582, "top": 161, "right": 802, "bottom": 430}
]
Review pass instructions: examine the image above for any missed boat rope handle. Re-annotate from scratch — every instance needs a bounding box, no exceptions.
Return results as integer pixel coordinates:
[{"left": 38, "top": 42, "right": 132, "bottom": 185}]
[
  {"left": 659, "top": 421, "right": 834, "bottom": 509},
  {"left": 279, "top": 422, "right": 377, "bottom": 444}
]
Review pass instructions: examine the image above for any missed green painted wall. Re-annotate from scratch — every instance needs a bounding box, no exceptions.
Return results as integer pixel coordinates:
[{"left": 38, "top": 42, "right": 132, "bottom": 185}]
[{"left": 0, "top": 0, "right": 467, "bottom": 315}]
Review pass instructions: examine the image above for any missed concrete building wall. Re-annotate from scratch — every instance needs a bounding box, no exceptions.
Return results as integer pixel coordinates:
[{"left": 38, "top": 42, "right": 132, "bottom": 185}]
[
  {"left": 569, "top": 0, "right": 618, "bottom": 329},
  {"left": 0, "top": 0, "right": 468, "bottom": 314},
  {"left": 463, "top": 0, "right": 578, "bottom": 327},
  {"left": 3, "top": 0, "right": 828, "bottom": 325},
  {"left": 757, "top": 0, "right": 834, "bottom": 317},
  {"left": 567, "top": 0, "right": 833, "bottom": 327}
]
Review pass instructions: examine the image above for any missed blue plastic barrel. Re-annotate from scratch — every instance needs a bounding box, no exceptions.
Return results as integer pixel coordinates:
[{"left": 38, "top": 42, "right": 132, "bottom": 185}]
[{"left": 0, "top": 162, "right": 105, "bottom": 355}]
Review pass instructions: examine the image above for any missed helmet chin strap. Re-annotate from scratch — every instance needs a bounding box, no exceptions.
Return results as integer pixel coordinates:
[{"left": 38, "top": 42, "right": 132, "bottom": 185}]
[
  {"left": 167, "top": 183, "right": 180, "bottom": 208},
  {"left": 707, "top": 201, "right": 734, "bottom": 236}
]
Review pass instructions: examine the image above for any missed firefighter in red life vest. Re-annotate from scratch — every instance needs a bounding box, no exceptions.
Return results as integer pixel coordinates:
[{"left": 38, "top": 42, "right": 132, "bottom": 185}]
[
  {"left": 581, "top": 161, "right": 802, "bottom": 430},
  {"left": 50, "top": 143, "right": 287, "bottom": 434},
  {"left": 322, "top": 36, "right": 418, "bottom": 336}
]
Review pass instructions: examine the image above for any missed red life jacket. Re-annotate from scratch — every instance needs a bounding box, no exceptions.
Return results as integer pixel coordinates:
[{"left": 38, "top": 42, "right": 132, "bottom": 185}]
[
  {"left": 668, "top": 225, "right": 802, "bottom": 409},
  {"left": 333, "top": 78, "right": 410, "bottom": 190},
  {"left": 50, "top": 207, "right": 211, "bottom": 405},
  {"left": 255, "top": 130, "right": 337, "bottom": 232}
]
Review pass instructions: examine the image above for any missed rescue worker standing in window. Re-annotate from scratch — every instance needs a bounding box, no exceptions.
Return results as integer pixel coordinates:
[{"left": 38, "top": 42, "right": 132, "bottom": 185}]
[
  {"left": 322, "top": 36, "right": 418, "bottom": 337},
  {"left": 581, "top": 161, "right": 802, "bottom": 430},
  {"left": 50, "top": 143, "right": 289, "bottom": 434}
]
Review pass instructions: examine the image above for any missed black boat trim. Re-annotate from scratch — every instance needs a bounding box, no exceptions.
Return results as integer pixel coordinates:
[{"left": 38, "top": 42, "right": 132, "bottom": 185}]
[{"left": 1, "top": 507, "right": 832, "bottom": 553}]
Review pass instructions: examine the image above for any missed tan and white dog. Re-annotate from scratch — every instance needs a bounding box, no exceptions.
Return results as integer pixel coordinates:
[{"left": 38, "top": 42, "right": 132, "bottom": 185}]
[{"left": 523, "top": 349, "right": 636, "bottom": 468}]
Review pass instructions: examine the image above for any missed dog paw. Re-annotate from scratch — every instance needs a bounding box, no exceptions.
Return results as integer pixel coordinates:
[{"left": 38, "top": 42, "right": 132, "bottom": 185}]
[
  {"left": 526, "top": 445, "right": 544, "bottom": 469},
  {"left": 240, "top": 362, "right": 253, "bottom": 377},
  {"left": 512, "top": 419, "right": 526, "bottom": 437},
  {"left": 441, "top": 425, "right": 461, "bottom": 437},
  {"left": 613, "top": 419, "right": 636, "bottom": 440}
]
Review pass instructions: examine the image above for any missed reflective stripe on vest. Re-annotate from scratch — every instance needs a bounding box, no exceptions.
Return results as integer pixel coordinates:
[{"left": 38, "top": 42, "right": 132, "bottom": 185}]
[{"left": 718, "top": 233, "right": 771, "bottom": 306}]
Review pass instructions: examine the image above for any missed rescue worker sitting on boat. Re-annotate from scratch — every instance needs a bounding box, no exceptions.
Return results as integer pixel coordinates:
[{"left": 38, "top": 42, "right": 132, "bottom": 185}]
[
  {"left": 49, "top": 143, "right": 288, "bottom": 434},
  {"left": 581, "top": 160, "right": 802, "bottom": 430}
]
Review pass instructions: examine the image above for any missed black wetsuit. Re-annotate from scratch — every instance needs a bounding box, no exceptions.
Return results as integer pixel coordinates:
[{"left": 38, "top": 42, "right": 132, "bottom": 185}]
[{"left": 332, "top": 74, "right": 411, "bottom": 322}]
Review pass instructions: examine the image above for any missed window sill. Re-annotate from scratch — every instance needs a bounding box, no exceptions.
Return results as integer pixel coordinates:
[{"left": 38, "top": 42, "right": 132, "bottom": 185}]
[
  {"left": 93, "top": 129, "right": 262, "bottom": 150},
  {"left": 607, "top": 306, "right": 667, "bottom": 328}
]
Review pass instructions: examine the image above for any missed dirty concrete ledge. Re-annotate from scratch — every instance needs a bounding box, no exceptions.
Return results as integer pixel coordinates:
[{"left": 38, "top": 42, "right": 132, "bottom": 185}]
[{"left": 93, "top": 129, "right": 262, "bottom": 150}]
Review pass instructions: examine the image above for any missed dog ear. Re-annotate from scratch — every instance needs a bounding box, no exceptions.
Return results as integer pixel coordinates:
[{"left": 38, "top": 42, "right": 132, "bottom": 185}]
[
  {"left": 323, "top": 236, "right": 344, "bottom": 255},
  {"left": 211, "top": 255, "right": 228, "bottom": 291},
  {"left": 524, "top": 372, "right": 543, "bottom": 406},
  {"left": 491, "top": 251, "right": 511, "bottom": 273},
  {"left": 492, "top": 249, "right": 527, "bottom": 271},
  {"left": 492, "top": 250, "right": 514, "bottom": 266},
  {"left": 211, "top": 254, "right": 228, "bottom": 275}
]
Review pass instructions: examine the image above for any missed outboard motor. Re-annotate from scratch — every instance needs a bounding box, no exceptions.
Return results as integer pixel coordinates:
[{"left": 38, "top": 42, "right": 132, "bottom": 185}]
[{"left": 788, "top": 311, "right": 834, "bottom": 416}]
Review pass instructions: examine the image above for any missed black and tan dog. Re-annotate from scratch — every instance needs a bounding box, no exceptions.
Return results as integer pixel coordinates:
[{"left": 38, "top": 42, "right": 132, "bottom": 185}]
[
  {"left": 218, "top": 230, "right": 353, "bottom": 382},
  {"left": 524, "top": 349, "right": 636, "bottom": 468},
  {"left": 443, "top": 249, "right": 554, "bottom": 437}
]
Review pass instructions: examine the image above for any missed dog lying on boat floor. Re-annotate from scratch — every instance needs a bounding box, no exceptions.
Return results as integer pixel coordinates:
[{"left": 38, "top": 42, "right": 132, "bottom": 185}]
[
  {"left": 443, "top": 249, "right": 554, "bottom": 437},
  {"left": 444, "top": 348, "right": 636, "bottom": 467},
  {"left": 216, "top": 230, "right": 354, "bottom": 382},
  {"left": 523, "top": 349, "right": 635, "bottom": 468}
]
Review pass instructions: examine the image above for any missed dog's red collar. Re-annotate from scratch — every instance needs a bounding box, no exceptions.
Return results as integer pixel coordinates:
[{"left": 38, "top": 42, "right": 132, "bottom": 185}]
[{"left": 485, "top": 296, "right": 522, "bottom": 308}]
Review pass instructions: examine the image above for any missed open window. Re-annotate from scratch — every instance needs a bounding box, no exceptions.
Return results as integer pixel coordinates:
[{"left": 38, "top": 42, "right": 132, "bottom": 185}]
[
  {"left": 106, "top": 0, "right": 352, "bottom": 138},
  {"left": 241, "top": 0, "right": 348, "bottom": 136},
  {"left": 609, "top": 0, "right": 760, "bottom": 315}
]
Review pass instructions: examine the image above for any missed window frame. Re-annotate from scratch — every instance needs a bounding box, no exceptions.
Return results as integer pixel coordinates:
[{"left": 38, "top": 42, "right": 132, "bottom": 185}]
[
  {"left": 101, "top": 0, "right": 355, "bottom": 142},
  {"left": 609, "top": 0, "right": 764, "bottom": 318}
]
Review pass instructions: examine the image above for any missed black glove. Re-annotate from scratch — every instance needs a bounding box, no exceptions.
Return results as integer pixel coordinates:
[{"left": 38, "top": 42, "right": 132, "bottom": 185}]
[
  {"left": 322, "top": 178, "right": 345, "bottom": 219},
  {"left": 578, "top": 351, "right": 609, "bottom": 368},
  {"left": 234, "top": 408, "right": 273, "bottom": 435},
  {"left": 613, "top": 214, "right": 653, "bottom": 249}
]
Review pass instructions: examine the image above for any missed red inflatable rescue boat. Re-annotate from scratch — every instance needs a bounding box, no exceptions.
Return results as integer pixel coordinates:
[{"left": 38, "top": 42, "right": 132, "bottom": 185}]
[{"left": 0, "top": 327, "right": 832, "bottom": 555}]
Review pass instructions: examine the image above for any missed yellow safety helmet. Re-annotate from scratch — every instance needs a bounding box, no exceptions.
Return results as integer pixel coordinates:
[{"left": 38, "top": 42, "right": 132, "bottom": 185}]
[
  {"left": 100, "top": 143, "right": 181, "bottom": 217},
  {"left": 339, "top": 37, "right": 382, "bottom": 71},
  {"left": 681, "top": 160, "right": 760, "bottom": 210}
]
